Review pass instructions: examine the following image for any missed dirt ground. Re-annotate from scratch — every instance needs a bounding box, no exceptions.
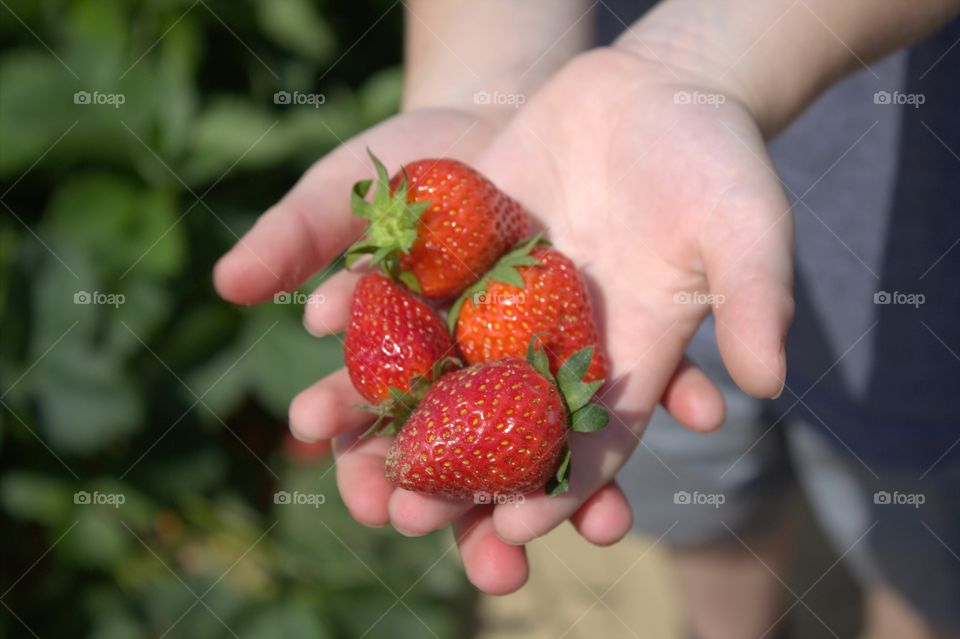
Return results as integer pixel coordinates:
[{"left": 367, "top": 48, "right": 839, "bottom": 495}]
[
  {"left": 473, "top": 524, "right": 684, "bottom": 639},
  {"left": 470, "top": 501, "right": 862, "bottom": 639}
]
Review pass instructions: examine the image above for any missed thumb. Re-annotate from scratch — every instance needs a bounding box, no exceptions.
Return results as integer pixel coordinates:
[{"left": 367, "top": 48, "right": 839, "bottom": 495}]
[
  {"left": 703, "top": 183, "right": 794, "bottom": 399},
  {"left": 213, "top": 111, "right": 489, "bottom": 304}
]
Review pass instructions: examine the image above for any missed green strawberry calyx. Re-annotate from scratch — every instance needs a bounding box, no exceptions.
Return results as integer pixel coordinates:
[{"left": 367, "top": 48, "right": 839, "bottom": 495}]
[
  {"left": 445, "top": 232, "right": 549, "bottom": 332},
  {"left": 357, "top": 356, "right": 461, "bottom": 438},
  {"left": 345, "top": 149, "right": 430, "bottom": 293},
  {"left": 525, "top": 338, "right": 608, "bottom": 496}
]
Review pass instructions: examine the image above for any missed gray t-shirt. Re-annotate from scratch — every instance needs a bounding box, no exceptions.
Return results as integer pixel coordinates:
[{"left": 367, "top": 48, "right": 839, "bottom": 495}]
[{"left": 768, "top": 20, "right": 959, "bottom": 468}]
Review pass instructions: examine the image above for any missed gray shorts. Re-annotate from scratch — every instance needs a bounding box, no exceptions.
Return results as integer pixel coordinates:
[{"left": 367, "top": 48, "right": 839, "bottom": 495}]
[{"left": 618, "top": 327, "right": 960, "bottom": 634}]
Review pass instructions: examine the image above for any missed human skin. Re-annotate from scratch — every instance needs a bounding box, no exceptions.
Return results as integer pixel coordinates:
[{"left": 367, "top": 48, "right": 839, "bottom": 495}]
[{"left": 214, "top": 0, "right": 960, "bottom": 596}]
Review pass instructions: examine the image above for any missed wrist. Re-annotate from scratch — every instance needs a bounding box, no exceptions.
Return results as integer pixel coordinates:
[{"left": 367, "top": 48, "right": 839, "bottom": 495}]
[
  {"left": 402, "top": 0, "right": 593, "bottom": 123},
  {"left": 610, "top": 5, "right": 798, "bottom": 138},
  {"left": 402, "top": 72, "right": 534, "bottom": 126}
]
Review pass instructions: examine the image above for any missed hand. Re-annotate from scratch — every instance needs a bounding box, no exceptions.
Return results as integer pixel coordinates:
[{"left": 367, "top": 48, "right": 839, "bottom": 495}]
[
  {"left": 214, "top": 42, "right": 790, "bottom": 593},
  {"left": 214, "top": 98, "right": 727, "bottom": 593},
  {"left": 432, "top": 47, "right": 793, "bottom": 564},
  {"left": 292, "top": 50, "right": 792, "bottom": 592}
]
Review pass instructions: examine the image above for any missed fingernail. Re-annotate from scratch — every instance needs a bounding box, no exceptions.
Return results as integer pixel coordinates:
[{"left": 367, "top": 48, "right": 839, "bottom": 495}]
[
  {"left": 302, "top": 314, "right": 323, "bottom": 337},
  {"left": 392, "top": 522, "right": 426, "bottom": 538},
  {"left": 289, "top": 425, "right": 317, "bottom": 443}
]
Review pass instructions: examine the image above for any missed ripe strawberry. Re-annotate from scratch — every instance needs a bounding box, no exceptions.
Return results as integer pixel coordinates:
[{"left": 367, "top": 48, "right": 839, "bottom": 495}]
[
  {"left": 346, "top": 151, "right": 528, "bottom": 299},
  {"left": 449, "top": 235, "right": 606, "bottom": 382},
  {"left": 344, "top": 273, "right": 455, "bottom": 406},
  {"left": 384, "top": 343, "right": 608, "bottom": 499}
]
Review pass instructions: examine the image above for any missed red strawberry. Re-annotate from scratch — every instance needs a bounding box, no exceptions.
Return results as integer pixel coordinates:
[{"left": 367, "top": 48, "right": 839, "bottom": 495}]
[
  {"left": 449, "top": 235, "right": 606, "bottom": 382},
  {"left": 384, "top": 343, "right": 607, "bottom": 498},
  {"left": 346, "top": 152, "right": 528, "bottom": 299},
  {"left": 344, "top": 273, "right": 455, "bottom": 405}
]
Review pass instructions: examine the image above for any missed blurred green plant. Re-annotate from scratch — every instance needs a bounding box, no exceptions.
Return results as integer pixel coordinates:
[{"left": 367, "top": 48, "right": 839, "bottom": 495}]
[{"left": 0, "top": 1, "right": 473, "bottom": 637}]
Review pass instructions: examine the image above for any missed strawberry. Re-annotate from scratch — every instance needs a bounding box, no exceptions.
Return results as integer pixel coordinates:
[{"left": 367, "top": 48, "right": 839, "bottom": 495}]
[
  {"left": 344, "top": 273, "right": 455, "bottom": 407},
  {"left": 449, "top": 235, "right": 606, "bottom": 383},
  {"left": 384, "top": 342, "right": 608, "bottom": 499},
  {"left": 346, "top": 151, "right": 528, "bottom": 299}
]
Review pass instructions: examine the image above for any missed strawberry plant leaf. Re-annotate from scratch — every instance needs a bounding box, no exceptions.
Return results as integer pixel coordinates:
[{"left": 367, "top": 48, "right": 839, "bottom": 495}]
[
  {"left": 356, "top": 375, "right": 437, "bottom": 438},
  {"left": 344, "top": 150, "right": 431, "bottom": 282},
  {"left": 431, "top": 356, "right": 463, "bottom": 378},
  {"left": 445, "top": 281, "right": 483, "bottom": 330},
  {"left": 343, "top": 240, "right": 377, "bottom": 269},
  {"left": 525, "top": 336, "right": 553, "bottom": 382},
  {"left": 556, "top": 346, "right": 593, "bottom": 389},
  {"left": 351, "top": 178, "right": 373, "bottom": 209},
  {"left": 487, "top": 265, "right": 525, "bottom": 288},
  {"left": 446, "top": 293, "right": 468, "bottom": 333},
  {"left": 369, "top": 148, "right": 393, "bottom": 201},
  {"left": 344, "top": 252, "right": 360, "bottom": 269},
  {"left": 481, "top": 232, "right": 544, "bottom": 288},
  {"left": 360, "top": 414, "right": 394, "bottom": 438},
  {"left": 507, "top": 256, "right": 541, "bottom": 267},
  {"left": 397, "top": 270, "right": 422, "bottom": 293},
  {"left": 563, "top": 379, "right": 604, "bottom": 414},
  {"left": 343, "top": 252, "right": 366, "bottom": 269},
  {"left": 360, "top": 363, "right": 458, "bottom": 437},
  {"left": 555, "top": 347, "right": 604, "bottom": 412},
  {"left": 545, "top": 445, "right": 571, "bottom": 496},
  {"left": 511, "top": 232, "right": 546, "bottom": 255},
  {"left": 570, "top": 403, "right": 608, "bottom": 432},
  {"left": 553, "top": 346, "right": 608, "bottom": 414}
]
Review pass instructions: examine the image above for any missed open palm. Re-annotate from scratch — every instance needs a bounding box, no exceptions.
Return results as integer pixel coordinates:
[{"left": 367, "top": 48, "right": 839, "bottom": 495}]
[
  {"left": 462, "top": 47, "right": 793, "bottom": 547},
  {"left": 214, "top": 46, "right": 793, "bottom": 594}
]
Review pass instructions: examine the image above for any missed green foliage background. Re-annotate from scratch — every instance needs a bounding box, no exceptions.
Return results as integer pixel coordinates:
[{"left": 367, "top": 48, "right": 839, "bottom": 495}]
[{"left": 0, "top": 1, "right": 472, "bottom": 636}]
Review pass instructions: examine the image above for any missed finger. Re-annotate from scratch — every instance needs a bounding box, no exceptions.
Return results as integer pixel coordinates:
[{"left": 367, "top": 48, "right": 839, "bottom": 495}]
[
  {"left": 289, "top": 369, "right": 370, "bottom": 441},
  {"left": 388, "top": 489, "right": 472, "bottom": 537},
  {"left": 453, "top": 507, "right": 529, "bottom": 595},
  {"left": 704, "top": 183, "right": 794, "bottom": 399},
  {"left": 303, "top": 268, "right": 363, "bottom": 337},
  {"left": 332, "top": 427, "right": 394, "bottom": 528},
  {"left": 659, "top": 356, "right": 725, "bottom": 432},
  {"left": 213, "top": 141, "right": 367, "bottom": 305},
  {"left": 213, "top": 112, "right": 490, "bottom": 305},
  {"left": 569, "top": 481, "right": 634, "bottom": 546}
]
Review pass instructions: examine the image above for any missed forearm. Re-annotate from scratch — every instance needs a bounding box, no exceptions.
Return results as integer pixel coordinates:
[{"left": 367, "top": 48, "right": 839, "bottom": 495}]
[
  {"left": 404, "top": 0, "right": 594, "bottom": 116},
  {"left": 617, "top": 0, "right": 960, "bottom": 137}
]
